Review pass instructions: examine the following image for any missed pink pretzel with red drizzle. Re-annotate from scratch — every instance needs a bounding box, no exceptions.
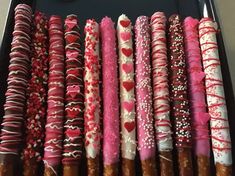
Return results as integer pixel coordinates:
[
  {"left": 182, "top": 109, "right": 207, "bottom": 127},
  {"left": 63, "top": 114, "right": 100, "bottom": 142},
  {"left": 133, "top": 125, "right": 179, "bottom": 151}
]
[{"left": 183, "top": 16, "right": 211, "bottom": 176}]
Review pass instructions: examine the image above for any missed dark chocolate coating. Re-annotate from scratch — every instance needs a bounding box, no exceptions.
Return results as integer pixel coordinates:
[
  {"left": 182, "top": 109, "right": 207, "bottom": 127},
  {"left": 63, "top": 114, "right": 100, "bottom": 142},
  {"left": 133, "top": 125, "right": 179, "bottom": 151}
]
[{"left": 168, "top": 14, "right": 193, "bottom": 176}]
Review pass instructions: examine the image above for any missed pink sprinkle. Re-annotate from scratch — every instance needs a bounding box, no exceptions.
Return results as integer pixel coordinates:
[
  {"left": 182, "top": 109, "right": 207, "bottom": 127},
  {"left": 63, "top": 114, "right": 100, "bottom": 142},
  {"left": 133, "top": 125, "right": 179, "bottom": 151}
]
[{"left": 100, "top": 17, "right": 119, "bottom": 165}]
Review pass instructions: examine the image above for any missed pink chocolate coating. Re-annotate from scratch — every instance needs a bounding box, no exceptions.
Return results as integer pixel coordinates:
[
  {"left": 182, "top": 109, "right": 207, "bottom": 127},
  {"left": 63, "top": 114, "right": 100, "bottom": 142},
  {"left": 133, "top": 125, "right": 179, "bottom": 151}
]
[
  {"left": 184, "top": 17, "right": 210, "bottom": 157},
  {"left": 0, "top": 4, "right": 32, "bottom": 157},
  {"left": 135, "top": 16, "right": 156, "bottom": 160},
  {"left": 100, "top": 17, "right": 119, "bottom": 165},
  {"left": 43, "top": 15, "right": 64, "bottom": 170}
]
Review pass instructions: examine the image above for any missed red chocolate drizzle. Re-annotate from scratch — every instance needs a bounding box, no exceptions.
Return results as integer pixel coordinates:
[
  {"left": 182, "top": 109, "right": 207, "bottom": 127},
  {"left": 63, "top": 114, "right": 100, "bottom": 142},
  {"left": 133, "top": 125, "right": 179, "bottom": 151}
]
[
  {"left": 22, "top": 11, "right": 48, "bottom": 162},
  {"left": 62, "top": 14, "right": 84, "bottom": 165},
  {"left": 199, "top": 18, "right": 232, "bottom": 156}
]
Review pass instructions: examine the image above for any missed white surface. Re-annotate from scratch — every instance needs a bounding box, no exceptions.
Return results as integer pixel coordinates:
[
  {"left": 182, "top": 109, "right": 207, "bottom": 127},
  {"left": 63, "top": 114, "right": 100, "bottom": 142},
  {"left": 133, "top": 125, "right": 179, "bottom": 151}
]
[
  {"left": 0, "top": 0, "right": 10, "bottom": 44},
  {"left": 214, "top": 0, "right": 235, "bottom": 93}
]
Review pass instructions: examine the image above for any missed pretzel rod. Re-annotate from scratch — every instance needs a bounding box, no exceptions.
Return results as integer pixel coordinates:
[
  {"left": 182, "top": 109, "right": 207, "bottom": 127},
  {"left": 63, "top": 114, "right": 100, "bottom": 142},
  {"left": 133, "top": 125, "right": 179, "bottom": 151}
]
[
  {"left": 22, "top": 11, "right": 48, "bottom": 176},
  {"left": 150, "top": 12, "right": 174, "bottom": 176},
  {"left": 183, "top": 16, "right": 211, "bottom": 176},
  {"left": 117, "top": 14, "right": 136, "bottom": 176},
  {"left": 135, "top": 16, "right": 157, "bottom": 176},
  {"left": 0, "top": 4, "right": 32, "bottom": 176},
  {"left": 100, "top": 17, "right": 119, "bottom": 176},
  {"left": 199, "top": 17, "right": 232, "bottom": 176},
  {"left": 168, "top": 14, "right": 193, "bottom": 176},
  {"left": 62, "top": 14, "right": 84, "bottom": 176},
  {"left": 84, "top": 19, "right": 101, "bottom": 176},
  {"left": 43, "top": 15, "right": 65, "bottom": 176}
]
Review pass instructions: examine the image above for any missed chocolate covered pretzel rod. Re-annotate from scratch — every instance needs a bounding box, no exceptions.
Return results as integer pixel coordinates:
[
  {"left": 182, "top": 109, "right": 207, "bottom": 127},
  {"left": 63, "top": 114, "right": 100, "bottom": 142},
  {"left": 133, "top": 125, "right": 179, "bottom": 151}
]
[
  {"left": 22, "top": 11, "right": 48, "bottom": 176},
  {"left": 168, "top": 14, "right": 193, "bottom": 176},
  {"left": 43, "top": 15, "right": 65, "bottom": 176},
  {"left": 0, "top": 4, "right": 32, "bottom": 176},
  {"left": 62, "top": 14, "right": 84, "bottom": 176},
  {"left": 84, "top": 19, "right": 101, "bottom": 176},
  {"left": 150, "top": 12, "right": 174, "bottom": 176},
  {"left": 117, "top": 14, "right": 136, "bottom": 176},
  {"left": 199, "top": 17, "right": 232, "bottom": 176},
  {"left": 135, "top": 16, "right": 157, "bottom": 176},
  {"left": 100, "top": 17, "right": 119, "bottom": 176},
  {"left": 184, "top": 16, "right": 211, "bottom": 176}
]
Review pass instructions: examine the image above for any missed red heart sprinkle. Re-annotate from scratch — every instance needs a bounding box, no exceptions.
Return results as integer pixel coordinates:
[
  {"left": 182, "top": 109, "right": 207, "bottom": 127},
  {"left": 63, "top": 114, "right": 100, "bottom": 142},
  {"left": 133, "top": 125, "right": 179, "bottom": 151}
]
[
  {"left": 67, "top": 85, "right": 80, "bottom": 98},
  {"left": 122, "top": 101, "right": 134, "bottom": 112},
  {"left": 66, "top": 129, "right": 81, "bottom": 138},
  {"left": 123, "top": 81, "right": 134, "bottom": 91},
  {"left": 124, "top": 121, "right": 135, "bottom": 132},
  {"left": 66, "top": 34, "right": 78, "bottom": 43},
  {"left": 122, "top": 63, "right": 133, "bottom": 73},
  {"left": 120, "top": 20, "right": 130, "bottom": 27},
  {"left": 120, "top": 32, "right": 131, "bottom": 41},
  {"left": 85, "top": 140, "right": 90, "bottom": 146},
  {"left": 65, "top": 19, "right": 77, "bottom": 29},
  {"left": 121, "top": 48, "right": 133, "bottom": 57}
]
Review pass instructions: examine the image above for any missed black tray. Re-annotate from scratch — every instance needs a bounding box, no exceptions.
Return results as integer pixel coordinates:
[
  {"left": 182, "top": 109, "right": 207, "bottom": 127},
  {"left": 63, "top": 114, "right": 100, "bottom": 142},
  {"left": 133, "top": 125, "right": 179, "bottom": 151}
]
[{"left": 0, "top": 0, "right": 234, "bottom": 175}]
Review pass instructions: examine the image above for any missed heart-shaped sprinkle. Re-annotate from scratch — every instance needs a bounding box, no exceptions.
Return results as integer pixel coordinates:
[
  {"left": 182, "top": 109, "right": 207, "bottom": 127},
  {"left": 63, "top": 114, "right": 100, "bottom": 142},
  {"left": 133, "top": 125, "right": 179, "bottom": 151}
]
[
  {"left": 123, "top": 81, "right": 134, "bottom": 91},
  {"left": 121, "top": 48, "right": 133, "bottom": 57},
  {"left": 67, "top": 85, "right": 80, "bottom": 98},
  {"left": 65, "top": 19, "right": 77, "bottom": 29},
  {"left": 124, "top": 121, "right": 135, "bottom": 132},
  {"left": 120, "top": 32, "right": 131, "bottom": 41},
  {"left": 122, "top": 63, "right": 133, "bottom": 73},
  {"left": 120, "top": 20, "right": 130, "bottom": 27},
  {"left": 65, "top": 34, "right": 78, "bottom": 43},
  {"left": 122, "top": 101, "right": 134, "bottom": 112},
  {"left": 66, "top": 50, "right": 79, "bottom": 58},
  {"left": 66, "top": 129, "right": 81, "bottom": 138},
  {"left": 85, "top": 140, "right": 90, "bottom": 146}
]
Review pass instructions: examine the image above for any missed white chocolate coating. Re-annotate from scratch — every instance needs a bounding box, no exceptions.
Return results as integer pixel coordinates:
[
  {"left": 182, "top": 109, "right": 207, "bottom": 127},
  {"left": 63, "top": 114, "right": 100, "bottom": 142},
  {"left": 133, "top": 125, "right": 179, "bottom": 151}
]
[
  {"left": 84, "top": 19, "right": 101, "bottom": 159},
  {"left": 117, "top": 14, "right": 136, "bottom": 160},
  {"left": 150, "top": 12, "right": 173, "bottom": 152},
  {"left": 199, "top": 18, "right": 232, "bottom": 165}
]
